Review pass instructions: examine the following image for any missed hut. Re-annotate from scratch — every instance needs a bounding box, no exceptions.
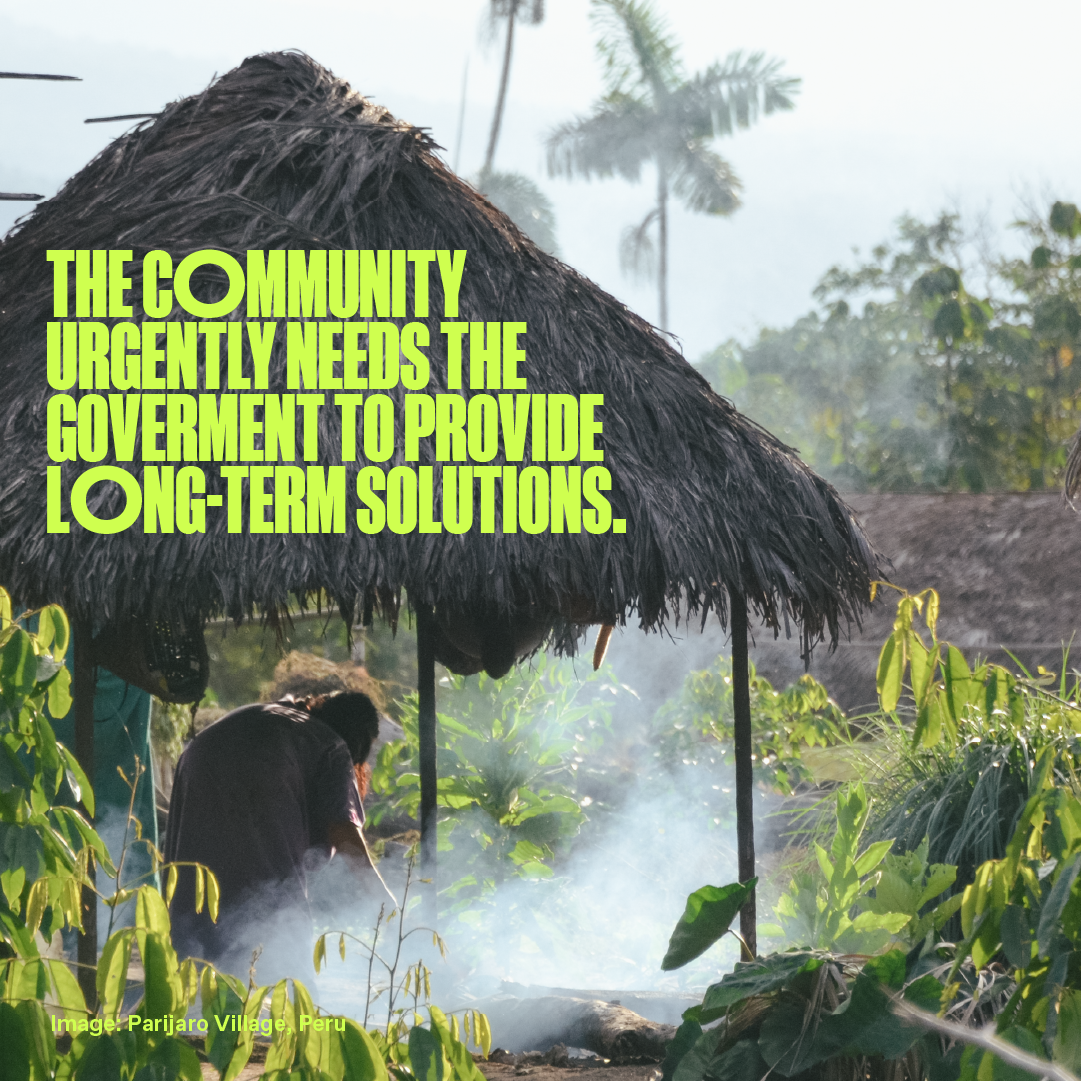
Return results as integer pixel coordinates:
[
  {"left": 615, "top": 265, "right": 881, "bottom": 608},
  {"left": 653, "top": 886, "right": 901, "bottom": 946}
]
[
  {"left": 0, "top": 51, "right": 877, "bottom": 996},
  {"left": 748, "top": 492, "right": 1081, "bottom": 711}
]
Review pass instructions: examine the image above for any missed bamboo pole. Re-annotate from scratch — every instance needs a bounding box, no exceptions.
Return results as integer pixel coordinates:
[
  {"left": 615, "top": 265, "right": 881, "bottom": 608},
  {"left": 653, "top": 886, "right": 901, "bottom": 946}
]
[
  {"left": 415, "top": 604, "right": 437, "bottom": 920},
  {"left": 730, "top": 594, "right": 756, "bottom": 957},
  {"left": 72, "top": 623, "right": 98, "bottom": 1011}
]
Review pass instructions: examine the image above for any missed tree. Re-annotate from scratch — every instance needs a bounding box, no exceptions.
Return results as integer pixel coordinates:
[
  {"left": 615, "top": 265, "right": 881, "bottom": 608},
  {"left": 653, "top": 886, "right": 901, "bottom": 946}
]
[
  {"left": 701, "top": 206, "right": 1081, "bottom": 493},
  {"left": 473, "top": 1, "right": 559, "bottom": 255},
  {"left": 482, "top": 0, "right": 546, "bottom": 175},
  {"left": 546, "top": 0, "right": 798, "bottom": 331}
]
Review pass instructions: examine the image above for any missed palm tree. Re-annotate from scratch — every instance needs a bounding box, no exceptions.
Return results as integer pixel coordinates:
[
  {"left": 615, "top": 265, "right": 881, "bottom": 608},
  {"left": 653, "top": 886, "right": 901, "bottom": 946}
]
[
  {"left": 482, "top": 0, "right": 546, "bottom": 175},
  {"left": 474, "top": 0, "right": 559, "bottom": 255},
  {"left": 546, "top": 0, "right": 799, "bottom": 332}
]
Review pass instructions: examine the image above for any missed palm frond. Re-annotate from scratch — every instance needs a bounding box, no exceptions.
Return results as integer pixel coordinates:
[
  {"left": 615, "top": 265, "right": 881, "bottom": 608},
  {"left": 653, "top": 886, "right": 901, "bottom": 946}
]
[
  {"left": 475, "top": 169, "right": 559, "bottom": 255},
  {"left": 679, "top": 51, "right": 800, "bottom": 139},
  {"left": 545, "top": 100, "right": 658, "bottom": 181},
  {"left": 618, "top": 207, "right": 658, "bottom": 282},
  {"left": 670, "top": 144, "right": 741, "bottom": 216},
  {"left": 589, "top": 0, "right": 682, "bottom": 97}
]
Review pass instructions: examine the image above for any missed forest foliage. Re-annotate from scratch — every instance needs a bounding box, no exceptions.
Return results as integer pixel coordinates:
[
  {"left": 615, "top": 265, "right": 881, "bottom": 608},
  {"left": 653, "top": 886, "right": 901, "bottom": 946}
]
[{"left": 701, "top": 202, "right": 1081, "bottom": 492}]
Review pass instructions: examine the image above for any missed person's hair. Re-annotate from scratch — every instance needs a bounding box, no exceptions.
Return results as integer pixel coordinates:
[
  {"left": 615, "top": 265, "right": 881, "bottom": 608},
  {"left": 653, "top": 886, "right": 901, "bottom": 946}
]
[{"left": 303, "top": 691, "right": 380, "bottom": 765}]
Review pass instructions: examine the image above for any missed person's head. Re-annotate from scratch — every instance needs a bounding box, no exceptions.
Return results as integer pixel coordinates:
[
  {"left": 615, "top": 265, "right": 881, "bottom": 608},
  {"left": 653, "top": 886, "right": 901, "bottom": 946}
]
[{"left": 304, "top": 692, "right": 380, "bottom": 766}]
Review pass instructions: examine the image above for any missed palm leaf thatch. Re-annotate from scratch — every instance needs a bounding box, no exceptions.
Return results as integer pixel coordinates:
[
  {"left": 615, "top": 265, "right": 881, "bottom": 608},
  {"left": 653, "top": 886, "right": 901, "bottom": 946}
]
[{"left": 0, "top": 51, "right": 876, "bottom": 669}]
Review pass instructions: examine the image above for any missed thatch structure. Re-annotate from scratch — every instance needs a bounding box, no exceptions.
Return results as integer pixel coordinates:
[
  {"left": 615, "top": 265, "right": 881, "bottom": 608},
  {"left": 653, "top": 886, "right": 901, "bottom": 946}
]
[
  {"left": 750, "top": 493, "right": 1081, "bottom": 710},
  {"left": 0, "top": 50, "right": 875, "bottom": 663},
  {"left": 0, "top": 51, "right": 879, "bottom": 967}
]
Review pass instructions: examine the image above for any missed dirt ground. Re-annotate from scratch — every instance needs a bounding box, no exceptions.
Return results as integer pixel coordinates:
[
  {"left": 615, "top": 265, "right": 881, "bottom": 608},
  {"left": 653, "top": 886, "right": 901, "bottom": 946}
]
[
  {"left": 197, "top": 1047, "right": 663, "bottom": 1081},
  {"left": 480, "top": 1059, "right": 662, "bottom": 1081}
]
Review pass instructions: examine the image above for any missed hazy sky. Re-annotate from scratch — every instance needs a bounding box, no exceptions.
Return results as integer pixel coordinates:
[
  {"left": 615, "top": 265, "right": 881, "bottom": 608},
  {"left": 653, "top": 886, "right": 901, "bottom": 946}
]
[{"left": 3, "top": 0, "right": 1078, "bottom": 360}]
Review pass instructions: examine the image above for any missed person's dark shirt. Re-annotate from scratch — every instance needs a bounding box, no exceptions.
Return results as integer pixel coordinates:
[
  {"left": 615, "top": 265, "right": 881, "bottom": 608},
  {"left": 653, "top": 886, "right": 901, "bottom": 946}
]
[{"left": 164, "top": 701, "right": 364, "bottom": 933}]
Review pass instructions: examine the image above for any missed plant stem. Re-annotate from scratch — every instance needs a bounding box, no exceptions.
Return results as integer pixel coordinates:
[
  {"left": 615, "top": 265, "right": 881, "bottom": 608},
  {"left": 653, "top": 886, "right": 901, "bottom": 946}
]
[{"left": 893, "top": 1000, "right": 1081, "bottom": 1081}]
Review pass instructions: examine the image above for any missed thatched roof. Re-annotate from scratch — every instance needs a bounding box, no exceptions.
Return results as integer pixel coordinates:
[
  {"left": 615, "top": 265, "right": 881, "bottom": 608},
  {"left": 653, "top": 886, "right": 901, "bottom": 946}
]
[
  {"left": 749, "top": 493, "right": 1081, "bottom": 711},
  {"left": 0, "top": 51, "right": 876, "bottom": 666}
]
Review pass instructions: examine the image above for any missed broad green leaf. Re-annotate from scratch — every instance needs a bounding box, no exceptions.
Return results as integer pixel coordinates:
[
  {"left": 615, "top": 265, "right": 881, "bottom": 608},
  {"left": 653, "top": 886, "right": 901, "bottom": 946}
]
[
  {"left": 1053, "top": 990, "right": 1081, "bottom": 1074},
  {"left": 661, "top": 879, "right": 756, "bottom": 971},
  {"left": 0, "top": 898, "right": 39, "bottom": 958},
  {"left": 142, "top": 1037, "right": 203, "bottom": 1081},
  {"left": 1, "top": 629, "right": 36, "bottom": 705},
  {"left": 265, "top": 981, "right": 297, "bottom": 1072},
  {"left": 671, "top": 1028, "right": 721, "bottom": 1081},
  {"left": 944, "top": 645, "right": 972, "bottom": 724},
  {"left": 661, "top": 1016, "right": 703, "bottom": 1081},
  {"left": 1037, "top": 851, "right": 1081, "bottom": 956},
  {"left": 853, "top": 839, "right": 894, "bottom": 878},
  {"left": 0, "top": 1003, "right": 31, "bottom": 1081},
  {"left": 918, "top": 864, "right": 957, "bottom": 907},
  {"left": 409, "top": 1025, "right": 445, "bottom": 1081},
  {"left": 340, "top": 1020, "right": 389, "bottom": 1081},
  {"left": 222, "top": 986, "right": 268, "bottom": 1081},
  {"left": 141, "top": 930, "right": 183, "bottom": 1025},
  {"left": 96, "top": 929, "right": 134, "bottom": 1021},
  {"left": 876, "top": 634, "right": 903, "bottom": 712},
  {"left": 46, "top": 606, "right": 69, "bottom": 659},
  {"left": 47, "top": 667, "right": 72, "bottom": 720},
  {"left": 699, "top": 952, "right": 821, "bottom": 1018},
  {"left": 16, "top": 999, "right": 54, "bottom": 1081},
  {"left": 47, "top": 959, "right": 86, "bottom": 1022},
  {"left": 57, "top": 746, "right": 92, "bottom": 816},
  {"left": 906, "top": 632, "right": 933, "bottom": 707},
  {"left": 999, "top": 905, "right": 1031, "bottom": 970}
]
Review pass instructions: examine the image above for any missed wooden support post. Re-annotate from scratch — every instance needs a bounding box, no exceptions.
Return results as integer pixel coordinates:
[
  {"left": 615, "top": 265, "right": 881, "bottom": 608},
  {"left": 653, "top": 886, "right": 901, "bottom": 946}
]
[
  {"left": 415, "top": 604, "right": 438, "bottom": 920},
  {"left": 72, "top": 622, "right": 98, "bottom": 1011},
  {"left": 730, "top": 594, "right": 757, "bottom": 958}
]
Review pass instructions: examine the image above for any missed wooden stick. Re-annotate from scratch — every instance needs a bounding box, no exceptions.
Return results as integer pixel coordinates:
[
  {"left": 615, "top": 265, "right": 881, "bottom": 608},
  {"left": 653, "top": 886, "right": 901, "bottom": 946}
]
[
  {"left": 730, "top": 594, "right": 756, "bottom": 957},
  {"left": 84, "top": 113, "right": 160, "bottom": 124},
  {"left": 0, "top": 193, "right": 44, "bottom": 201},
  {"left": 893, "top": 1000, "right": 1080, "bottom": 1081},
  {"left": 0, "top": 72, "right": 80, "bottom": 80},
  {"left": 72, "top": 622, "right": 97, "bottom": 1012}
]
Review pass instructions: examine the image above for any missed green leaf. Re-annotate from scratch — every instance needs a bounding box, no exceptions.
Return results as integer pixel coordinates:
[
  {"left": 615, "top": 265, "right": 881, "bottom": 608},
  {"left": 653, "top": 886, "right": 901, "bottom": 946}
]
[
  {"left": 999, "top": 905, "right": 1031, "bottom": 970},
  {"left": 47, "top": 667, "right": 72, "bottom": 720},
  {"left": 1050, "top": 201, "right": 1081, "bottom": 239},
  {"left": 903, "top": 974, "right": 945, "bottom": 1012},
  {"left": 670, "top": 1028, "right": 721, "bottom": 1081},
  {"left": 661, "top": 1017, "right": 702, "bottom": 1081},
  {"left": 47, "top": 959, "right": 86, "bottom": 1022},
  {"left": 1053, "top": 990, "right": 1081, "bottom": 1074},
  {"left": 67, "top": 1033, "right": 123, "bottom": 1081},
  {"left": 699, "top": 952, "right": 821, "bottom": 1019},
  {"left": 408, "top": 1025, "right": 445, "bottom": 1081},
  {"left": 139, "top": 1037, "right": 203, "bottom": 1081},
  {"left": 1037, "top": 851, "right": 1081, "bottom": 956},
  {"left": 661, "top": 879, "right": 755, "bottom": 971},
  {"left": 876, "top": 634, "right": 904, "bottom": 712},
  {"left": 340, "top": 1020, "right": 390, "bottom": 1081},
  {"left": 1, "top": 629, "right": 36, "bottom": 706},
  {"left": 0, "top": 1003, "right": 31, "bottom": 1081},
  {"left": 97, "top": 929, "right": 134, "bottom": 1021},
  {"left": 703, "top": 1039, "right": 768, "bottom": 1081},
  {"left": 853, "top": 840, "right": 894, "bottom": 878}
]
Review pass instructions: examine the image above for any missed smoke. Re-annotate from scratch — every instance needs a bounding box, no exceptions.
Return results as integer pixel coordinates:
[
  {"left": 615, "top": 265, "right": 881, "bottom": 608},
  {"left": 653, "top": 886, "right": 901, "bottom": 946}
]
[
  {"left": 177, "top": 627, "right": 788, "bottom": 1043},
  {"left": 202, "top": 765, "right": 782, "bottom": 1034}
]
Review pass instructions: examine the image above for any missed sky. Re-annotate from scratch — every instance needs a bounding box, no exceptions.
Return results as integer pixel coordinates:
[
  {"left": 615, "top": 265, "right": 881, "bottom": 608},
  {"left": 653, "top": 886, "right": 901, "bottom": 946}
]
[{"left": 2, "top": 0, "right": 1079, "bottom": 361}]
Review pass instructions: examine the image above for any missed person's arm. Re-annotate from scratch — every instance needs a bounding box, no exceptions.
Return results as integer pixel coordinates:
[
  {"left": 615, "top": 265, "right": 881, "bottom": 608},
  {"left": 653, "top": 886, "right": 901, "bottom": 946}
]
[{"left": 326, "top": 820, "right": 396, "bottom": 903}]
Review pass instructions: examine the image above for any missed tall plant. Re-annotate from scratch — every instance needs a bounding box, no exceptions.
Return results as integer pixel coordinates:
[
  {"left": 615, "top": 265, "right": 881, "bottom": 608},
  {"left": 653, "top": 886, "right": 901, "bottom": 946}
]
[{"left": 546, "top": 0, "right": 797, "bottom": 330}]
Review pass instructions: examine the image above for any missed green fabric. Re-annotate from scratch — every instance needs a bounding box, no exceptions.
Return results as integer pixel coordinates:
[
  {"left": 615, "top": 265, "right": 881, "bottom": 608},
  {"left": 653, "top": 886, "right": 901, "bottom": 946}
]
[{"left": 49, "top": 644, "right": 159, "bottom": 892}]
